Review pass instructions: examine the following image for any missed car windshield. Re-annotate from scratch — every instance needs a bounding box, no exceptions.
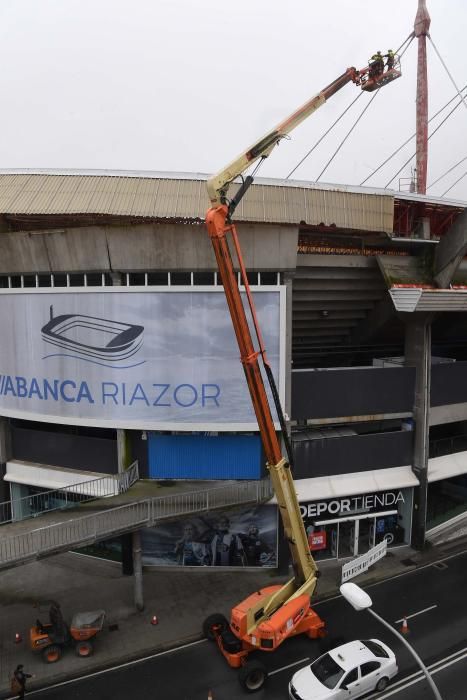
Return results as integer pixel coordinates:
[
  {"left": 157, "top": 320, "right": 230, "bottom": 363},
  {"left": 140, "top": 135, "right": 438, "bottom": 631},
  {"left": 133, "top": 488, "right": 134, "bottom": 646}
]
[
  {"left": 310, "top": 653, "right": 345, "bottom": 689},
  {"left": 362, "top": 640, "right": 389, "bottom": 658}
]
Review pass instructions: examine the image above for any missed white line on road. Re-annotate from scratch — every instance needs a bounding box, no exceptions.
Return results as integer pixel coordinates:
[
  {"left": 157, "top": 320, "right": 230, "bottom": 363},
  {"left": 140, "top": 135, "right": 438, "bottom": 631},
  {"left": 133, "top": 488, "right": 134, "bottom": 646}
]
[
  {"left": 394, "top": 604, "right": 437, "bottom": 624},
  {"left": 364, "top": 646, "right": 467, "bottom": 699},
  {"left": 21, "top": 638, "right": 208, "bottom": 697},
  {"left": 269, "top": 657, "right": 310, "bottom": 676},
  {"left": 13, "top": 644, "right": 467, "bottom": 699},
  {"left": 312, "top": 548, "right": 467, "bottom": 607}
]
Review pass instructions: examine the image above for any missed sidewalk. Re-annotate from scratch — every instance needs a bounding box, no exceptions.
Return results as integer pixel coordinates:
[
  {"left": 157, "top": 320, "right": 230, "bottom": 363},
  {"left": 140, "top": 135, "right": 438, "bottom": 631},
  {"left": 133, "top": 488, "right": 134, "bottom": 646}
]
[{"left": 0, "top": 536, "right": 465, "bottom": 697}]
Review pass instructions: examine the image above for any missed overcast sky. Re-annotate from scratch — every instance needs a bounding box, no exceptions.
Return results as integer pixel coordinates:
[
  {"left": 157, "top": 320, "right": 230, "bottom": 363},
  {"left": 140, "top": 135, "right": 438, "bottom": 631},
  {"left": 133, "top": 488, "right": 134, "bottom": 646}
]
[{"left": 0, "top": 0, "right": 466, "bottom": 201}]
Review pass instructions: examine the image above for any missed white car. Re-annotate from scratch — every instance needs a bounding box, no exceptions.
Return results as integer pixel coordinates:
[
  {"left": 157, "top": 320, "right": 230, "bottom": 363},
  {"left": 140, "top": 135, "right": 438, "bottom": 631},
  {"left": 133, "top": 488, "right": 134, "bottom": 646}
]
[{"left": 289, "top": 639, "right": 398, "bottom": 699}]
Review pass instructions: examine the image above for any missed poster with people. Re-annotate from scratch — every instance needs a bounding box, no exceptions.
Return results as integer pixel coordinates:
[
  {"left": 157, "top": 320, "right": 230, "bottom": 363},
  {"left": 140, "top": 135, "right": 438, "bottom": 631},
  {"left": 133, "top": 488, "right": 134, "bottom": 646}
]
[{"left": 141, "top": 504, "right": 277, "bottom": 568}]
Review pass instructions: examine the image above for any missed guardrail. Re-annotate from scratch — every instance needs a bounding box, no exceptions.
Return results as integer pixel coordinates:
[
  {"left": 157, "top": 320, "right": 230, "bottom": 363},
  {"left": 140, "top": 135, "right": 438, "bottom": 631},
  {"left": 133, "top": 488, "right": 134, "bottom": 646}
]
[
  {"left": 0, "top": 478, "right": 273, "bottom": 570},
  {"left": 0, "top": 461, "right": 139, "bottom": 525},
  {"left": 118, "top": 460, "right": 139, "bottom": 493},
  {"left": 426, "top": 509, "right": 467, "bottom": 545}
]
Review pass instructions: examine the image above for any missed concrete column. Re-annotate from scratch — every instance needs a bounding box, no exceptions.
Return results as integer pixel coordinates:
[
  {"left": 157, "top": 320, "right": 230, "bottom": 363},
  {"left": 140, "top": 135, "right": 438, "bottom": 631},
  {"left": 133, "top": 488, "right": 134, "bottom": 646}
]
[
  {"left": 283, "top": 272, "right": 294, "bottom": 426},
  {"left": 111, "top": 271, "right": 128, "bottom": 475},
  {"left": 0, "top": 417, "right": 12, "bottom": 502},
  {"left": 132, "top": 530, "right": 144, "bottom": 611},
  {"left": 121, "top": 533, "right": 134, "bottom": 576},
  {"left": 277, "top": 272, "right": 294, "bottom": 574},
  {"left": 404, "top": 315, "right": 432, "bottom": 549},
  {"left": 0, "top": 417, "right": 12, "bottom": 462},
  {"left": 116, "top": 429, "right": 127, "bottom": 475}
]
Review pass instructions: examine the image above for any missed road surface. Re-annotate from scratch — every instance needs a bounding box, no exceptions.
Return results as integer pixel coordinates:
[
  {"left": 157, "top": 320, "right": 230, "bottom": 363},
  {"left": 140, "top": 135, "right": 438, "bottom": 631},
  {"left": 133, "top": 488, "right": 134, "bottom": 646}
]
[{"left": 27, "top": 550, "right": 467, "bottom": 700}]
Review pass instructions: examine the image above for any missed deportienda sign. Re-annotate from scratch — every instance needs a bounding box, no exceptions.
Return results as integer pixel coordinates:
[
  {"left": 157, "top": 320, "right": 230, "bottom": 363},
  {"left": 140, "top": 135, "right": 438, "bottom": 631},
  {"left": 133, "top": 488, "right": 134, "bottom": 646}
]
[{"left": 300, "top": 490, "right": 405, "bottom": 520}]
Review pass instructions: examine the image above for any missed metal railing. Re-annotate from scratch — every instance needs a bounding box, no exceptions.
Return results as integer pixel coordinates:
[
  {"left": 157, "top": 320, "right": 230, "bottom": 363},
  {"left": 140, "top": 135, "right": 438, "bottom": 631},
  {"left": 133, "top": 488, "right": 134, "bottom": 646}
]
[
  {"left": 0, "top": 461, "right": 139, "bottom": 526},
  {"left": 0, "top": 478, "right": 273, "bottom": 570},
  {"left": 149, "top": 479, "right": 272, "bottom": 521},
  {"left": 118, "top": 460, "right": 139, "bottom": 493},
  {"left": 426, "top": 509, "right": 467, "bottom": 545}
]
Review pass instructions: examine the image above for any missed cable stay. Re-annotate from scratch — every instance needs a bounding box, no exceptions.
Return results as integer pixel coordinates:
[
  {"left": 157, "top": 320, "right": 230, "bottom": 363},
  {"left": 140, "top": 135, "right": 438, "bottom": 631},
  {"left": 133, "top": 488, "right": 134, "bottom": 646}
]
[
  {"left": 441, "top": 170, "right": 467, "bottom": 197},
  {"left": 285, "top": 34, "right": 413, "bottom": 185},
  {"left": 316, "top": 90, "right": 380, "bottom": 181},
  {"left": 285, "top": 92, "right": 364, "bottom": 179},
  {"left": 384, "top": 87, "right": 467, "bottom": 188},
  {"left": 427, "top": 154, "right": 467, "bottom": 190},
  {"left": 429, "top": 36, "right": 467, "bottom": 112},
  {"left": 361, "top": 84, "right": 467, "bottom": 186}
]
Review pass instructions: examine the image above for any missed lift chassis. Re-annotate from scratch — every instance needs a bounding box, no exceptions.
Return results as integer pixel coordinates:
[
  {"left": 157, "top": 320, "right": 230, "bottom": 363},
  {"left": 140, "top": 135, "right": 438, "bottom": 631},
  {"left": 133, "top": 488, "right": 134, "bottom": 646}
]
[{"left": 203, "top": 55, "right": 401, "bottom": 693}]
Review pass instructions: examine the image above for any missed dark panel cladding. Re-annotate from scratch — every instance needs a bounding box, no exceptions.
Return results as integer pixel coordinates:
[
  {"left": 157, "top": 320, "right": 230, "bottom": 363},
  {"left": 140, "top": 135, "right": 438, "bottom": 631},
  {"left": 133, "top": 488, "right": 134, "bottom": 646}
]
[
  {"left": 291, "top": 367, "right": 416, "bottom": 420},
  {"left": 128, "top": 430, "right": 149, "bottom": 478},
  {"left": 292, "top": 430, "right": 413, "bottom": 479},
  {"left": 431, "top": 361, "right": 467, "bottom": 406},
  {"left": 11, "top": 426, "right": 117, "bottom": 474}
]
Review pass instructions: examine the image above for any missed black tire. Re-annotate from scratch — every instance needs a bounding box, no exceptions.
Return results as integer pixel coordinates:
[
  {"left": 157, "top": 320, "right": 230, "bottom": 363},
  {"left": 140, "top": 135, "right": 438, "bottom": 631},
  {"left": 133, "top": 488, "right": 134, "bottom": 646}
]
[
  {"left": 203, "top": 613, "right": 228, "bottom": 641},
  {"left": 238, "top": 661, "right": 268, "bottom": 693},
  {"left": 376, "top": 676, "right": 389, "bottom": 692},
  {"left": 42, "top": 644, "right": 62, "bottom": 663},
  {"left": 75, "top": 640, "right": 94, "bottom": 657}
]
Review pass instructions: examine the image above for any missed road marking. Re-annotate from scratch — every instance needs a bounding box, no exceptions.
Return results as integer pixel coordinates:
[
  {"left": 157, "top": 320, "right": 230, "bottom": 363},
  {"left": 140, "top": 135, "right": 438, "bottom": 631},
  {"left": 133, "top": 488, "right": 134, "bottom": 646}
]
[
  {"left": 13, "top": 547, "right": 467, "bottom": 698},
  {"left": 269, "top": 657, "right": 310, "bottom": 676},
  {"left": 394, "top": 604, "right": 437, "bottom": 623},
  {"left": 22, "top": 638, "right": 208, "bottom": 696},
  {"left": 313, "top": 548, "right": 467, "bottom": 607},
  {"left": 15, "top": 644, "right": 467, "bottom": 699},
  {"left": 363, "top": 646, "right": 467, "bottom": 699}
]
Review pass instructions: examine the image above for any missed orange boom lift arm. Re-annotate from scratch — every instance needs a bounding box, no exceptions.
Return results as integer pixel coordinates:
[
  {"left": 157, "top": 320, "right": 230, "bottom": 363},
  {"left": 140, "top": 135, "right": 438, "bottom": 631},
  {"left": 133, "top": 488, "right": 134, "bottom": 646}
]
[{"left": 204, "top": 59, "right": 401, "bottom": 693}]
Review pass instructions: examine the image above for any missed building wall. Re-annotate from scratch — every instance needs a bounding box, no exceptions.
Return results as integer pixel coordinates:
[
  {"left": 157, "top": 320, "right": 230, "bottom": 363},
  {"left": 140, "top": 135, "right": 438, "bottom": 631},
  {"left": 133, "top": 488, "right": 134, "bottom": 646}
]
[
  {"left": 292, "top": 366, "right": 415, "bottom": 420},
  {"left": 11, "top": 425, "right": 117, "bottom": 474},
  {"left": 0, "top": 222, "right": 299, "bottom": 275},
  {"left": 292, "top": 430, "right": 413, "bottom": 479}
]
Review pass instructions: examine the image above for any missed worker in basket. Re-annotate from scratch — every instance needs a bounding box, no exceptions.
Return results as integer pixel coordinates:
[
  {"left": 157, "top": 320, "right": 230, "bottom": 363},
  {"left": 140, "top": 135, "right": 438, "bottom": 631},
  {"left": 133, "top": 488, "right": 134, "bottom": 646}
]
[
  {"left": 385, "top": 49, "right": 395, "bottom": 70},
  {"left": 369, "top": 51, "right": 384, "bottom": 78}
]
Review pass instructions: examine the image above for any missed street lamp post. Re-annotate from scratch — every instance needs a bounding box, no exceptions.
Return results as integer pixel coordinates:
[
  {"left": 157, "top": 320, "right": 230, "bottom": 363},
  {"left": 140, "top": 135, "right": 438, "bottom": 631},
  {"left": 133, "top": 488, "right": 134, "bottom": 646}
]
[{"left": 340, "top": 582, "right": 442, "bottom": 700}]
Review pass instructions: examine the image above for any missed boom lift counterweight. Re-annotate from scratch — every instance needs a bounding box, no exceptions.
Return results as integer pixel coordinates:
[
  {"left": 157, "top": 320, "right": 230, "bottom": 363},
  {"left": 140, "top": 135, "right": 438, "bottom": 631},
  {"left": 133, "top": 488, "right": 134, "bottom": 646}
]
[{"left": 204, "top": 55, "right": 401, "bottom": 693}]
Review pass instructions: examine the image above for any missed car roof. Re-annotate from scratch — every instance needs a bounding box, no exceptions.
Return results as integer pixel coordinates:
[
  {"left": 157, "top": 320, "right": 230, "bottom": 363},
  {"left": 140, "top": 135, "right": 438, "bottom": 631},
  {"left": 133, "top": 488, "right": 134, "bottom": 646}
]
[{"left": 328, "top": 640, "right": 382, "bottom": 671}]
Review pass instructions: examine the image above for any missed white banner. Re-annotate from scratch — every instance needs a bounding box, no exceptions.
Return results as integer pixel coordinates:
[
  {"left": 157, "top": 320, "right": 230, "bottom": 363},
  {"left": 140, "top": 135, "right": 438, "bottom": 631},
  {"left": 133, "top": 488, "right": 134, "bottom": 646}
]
[
  {"left": 341, "top": 540, "right": 387, "bottom": 583},
  {"left": 0, "top": 287, "right": 284, "bottom": 429}
]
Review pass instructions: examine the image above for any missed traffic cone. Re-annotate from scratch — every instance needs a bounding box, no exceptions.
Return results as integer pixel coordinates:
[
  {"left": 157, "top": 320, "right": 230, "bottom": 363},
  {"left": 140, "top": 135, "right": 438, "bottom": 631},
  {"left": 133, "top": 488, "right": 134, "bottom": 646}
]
[
  {"left": 151, "top": 614, "right": 158, "bottom": 625},
  {"left": 400, "top": 616, "right": 409, "bottom": 634},
  {"left": 14, "top": 632, "right": 22, "bottom": 643}
]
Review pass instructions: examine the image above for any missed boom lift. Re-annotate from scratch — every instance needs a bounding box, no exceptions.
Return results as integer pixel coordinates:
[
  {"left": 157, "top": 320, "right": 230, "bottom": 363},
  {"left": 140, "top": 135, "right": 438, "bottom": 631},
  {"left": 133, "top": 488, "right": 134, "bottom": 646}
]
[{"left": 203, "top": 58, "right": 401, "bottom": 693}]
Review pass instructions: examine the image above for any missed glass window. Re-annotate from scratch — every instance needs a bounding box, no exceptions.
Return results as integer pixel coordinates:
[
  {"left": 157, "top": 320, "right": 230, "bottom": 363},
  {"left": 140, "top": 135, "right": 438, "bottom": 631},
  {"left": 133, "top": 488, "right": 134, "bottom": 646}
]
[
  {"left": 68, "top": 273, "right": 85, "bottom": 286},
  {"left": 147, "top": 272, "right": 169, "bottom": 286},
  {"left": 193, "top": 272, "right": 215, "bottom": 285},
  {"left": 362, "top": 640, "right": 389, "bottom": 658},
  {"left": 360, "top": 661, "right": 380, "bottom": 676},
  {"left": 306, "top": 523, "right": 338, "bottom": 560},
  {"left": 310, "top": 653, "right": 345, "bottom": 689},
  {"left": 128, "top": 272, "right": 146, "bottom": 286},
  {"left": 171, "top": 272, "right": 191, "bottom": 285},
  {"left": 341, "top": 668, "right": 358, "bottom": 686}
]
